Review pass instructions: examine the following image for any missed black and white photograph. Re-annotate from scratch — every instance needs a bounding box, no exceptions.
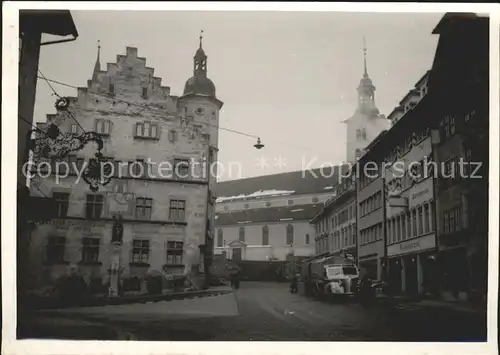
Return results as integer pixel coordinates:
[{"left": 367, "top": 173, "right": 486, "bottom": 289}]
[{"left": 2, "top": 2, "right": 499, "bottom": 355}]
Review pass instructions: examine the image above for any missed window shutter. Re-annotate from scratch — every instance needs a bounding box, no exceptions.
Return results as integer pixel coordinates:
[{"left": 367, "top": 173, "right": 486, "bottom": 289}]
[
  {"left": 134, "top": 123, "right": 138, "bottom": 137},
  {"left": 153, "top": 124, "right": 159, "bottom": 139}
]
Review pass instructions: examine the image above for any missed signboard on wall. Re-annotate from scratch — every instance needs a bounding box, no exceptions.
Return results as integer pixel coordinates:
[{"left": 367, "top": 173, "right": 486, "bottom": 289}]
[
  {"left": 408, "top": 177, "right": 433, "bottom": 210},
  {"left": 384, "top": 136, "right": 432, "bottom": 183},
  {"left": 387, "top": 233, "right": 436, "bottom": 257}
]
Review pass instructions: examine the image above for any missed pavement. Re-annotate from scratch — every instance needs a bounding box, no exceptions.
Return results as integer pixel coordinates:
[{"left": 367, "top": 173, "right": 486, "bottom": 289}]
[
  {"left": 18, "top": 282, "right": 487, "bottom": 341},
  {"left": 375, "top": 293, "right": 487, "bottom": 315}
]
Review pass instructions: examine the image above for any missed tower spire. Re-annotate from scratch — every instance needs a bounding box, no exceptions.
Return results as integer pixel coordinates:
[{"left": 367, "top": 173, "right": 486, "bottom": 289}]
[
  {"left": 92, "top": 40, "right": 101, "bottom": 81},
  {"left": 357, "top": 36, "right": 377, "bottom": 115},
  {"left": 193, "top": 30, "right": 207, "bottom": 77},
  {"left": 363, "top": 36, "right": 368, "bottom": 78}
]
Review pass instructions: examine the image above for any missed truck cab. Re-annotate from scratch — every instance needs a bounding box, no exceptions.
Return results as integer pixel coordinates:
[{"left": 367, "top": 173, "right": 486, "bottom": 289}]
[
  {"left": 323, "top": 264, "right": 359, "bottom": 295},
  {"left": 299, "top": 255, "right": 360, "bottom": 298}
]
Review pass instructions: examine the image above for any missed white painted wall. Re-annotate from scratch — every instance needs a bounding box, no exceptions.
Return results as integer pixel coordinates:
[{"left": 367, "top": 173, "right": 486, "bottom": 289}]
[{"left": 214, "top": 221, "right": 315, "bottom": 261}]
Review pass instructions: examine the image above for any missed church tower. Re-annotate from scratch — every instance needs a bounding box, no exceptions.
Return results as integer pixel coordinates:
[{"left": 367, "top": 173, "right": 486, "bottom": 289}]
[
  {"left": 344, "top": 38, "right": 389, "bottom": 163},
  {"left": 179, "top": 31, "right": 223, "bottom": 276}
]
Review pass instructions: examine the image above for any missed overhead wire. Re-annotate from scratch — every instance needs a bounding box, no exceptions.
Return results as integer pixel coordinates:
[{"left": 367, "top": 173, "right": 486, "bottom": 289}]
[
  {"left": 38, "top": 70, "right": 87, "bottom": 134},
  {"left": 38, "top": 75, "right": 328, "bottom": 153},
  {"left": 37, "top": 75, "right": 261, "bottom": 140},
  {"left": 19, "top": 114, "right": 47, "bottom": 136}
]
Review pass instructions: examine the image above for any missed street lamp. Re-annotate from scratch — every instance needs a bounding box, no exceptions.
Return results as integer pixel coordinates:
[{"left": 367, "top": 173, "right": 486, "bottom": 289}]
[{"left": 254, "top": 137, "right": 264, "bottom": 150}]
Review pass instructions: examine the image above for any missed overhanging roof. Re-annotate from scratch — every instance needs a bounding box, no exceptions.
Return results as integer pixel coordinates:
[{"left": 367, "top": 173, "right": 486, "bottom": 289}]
[{"left": 20, "top": 10, "right": 78, "bottom": 37}]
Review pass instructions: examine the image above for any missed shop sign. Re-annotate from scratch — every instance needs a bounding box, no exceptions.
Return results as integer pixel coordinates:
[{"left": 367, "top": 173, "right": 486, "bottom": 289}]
[
  {"left": 132, "top": 224, "right": 161, "bottom": 234},
  {"left": 50, "top": 219, "right": 106, "bottom": 230},
  {"left": 50, "top": 219, "right": 73, "bottom": 230},
  {"left": 387, "top": 233, "right": 436, "bottom": 257},
  {"left": 408, "top": 177, "right": 433, "bottom": 209}
]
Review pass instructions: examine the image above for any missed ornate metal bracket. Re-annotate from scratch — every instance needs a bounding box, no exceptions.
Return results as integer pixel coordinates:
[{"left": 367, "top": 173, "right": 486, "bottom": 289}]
[
  {"left": 30, "top": 124, "right": 104, "bottom": 163},
  {"left": 82, "top": 151, "right": 113, "bottom": 192},
  {"left": 28, "top": 96, "right": 113, "bottom": 192},
  {"left": 55, "top": 97, "right": 70, "bottom": 111}
]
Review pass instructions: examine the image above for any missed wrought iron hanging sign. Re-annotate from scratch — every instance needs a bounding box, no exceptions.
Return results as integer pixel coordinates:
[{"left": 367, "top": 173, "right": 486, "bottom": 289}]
[
  {"left": 29, "top": 96, "right": 112, "bottom": 192},
  {"left": 30, "top": 124, "right": 105, "bottom": 163},
  {"left": 82, "top": 151, "right": 113, "bottom": 192}
]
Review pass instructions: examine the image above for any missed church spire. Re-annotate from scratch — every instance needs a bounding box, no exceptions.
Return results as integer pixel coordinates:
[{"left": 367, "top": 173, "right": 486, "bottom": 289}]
[
  {"left": 183, "top": 30, "right": 217, "bottom": 98},
  {"left": 193, "top": 30, "right": 207, "bottom": 77},
  {"left": 357, "top": 36, "right": 378, "bottom": 115},
  {"left": 92, "top": 40, "right": 101, "bottom": 81},
  {"left": 363, "top": 36, "right": 368, "bottom": 78}
]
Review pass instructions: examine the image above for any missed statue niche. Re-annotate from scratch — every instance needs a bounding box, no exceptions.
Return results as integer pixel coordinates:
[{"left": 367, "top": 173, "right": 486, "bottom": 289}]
[{"left": 111, "top": 214, "right": 124, "bottom": 244}]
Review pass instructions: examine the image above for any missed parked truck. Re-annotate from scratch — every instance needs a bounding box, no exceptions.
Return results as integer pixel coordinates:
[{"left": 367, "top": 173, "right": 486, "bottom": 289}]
[{"left": 299, "top": 255, "right": 360, "bottom": 299}]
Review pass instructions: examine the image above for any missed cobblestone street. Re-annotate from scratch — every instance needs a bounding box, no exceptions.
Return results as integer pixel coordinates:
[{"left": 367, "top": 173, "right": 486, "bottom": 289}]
[{"left": 19, "top": 282, "right": 487, "bottom": 341}]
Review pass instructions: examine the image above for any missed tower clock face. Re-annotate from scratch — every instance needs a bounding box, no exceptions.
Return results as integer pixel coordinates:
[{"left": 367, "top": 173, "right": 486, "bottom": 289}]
[{"left": 195, "top": 107, "right": 204, "bottom": 115}]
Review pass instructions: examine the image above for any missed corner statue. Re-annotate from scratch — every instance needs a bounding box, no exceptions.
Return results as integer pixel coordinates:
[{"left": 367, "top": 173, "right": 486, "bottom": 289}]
[{"left": 111, "top": 215, "right": 124, "bottom": 244}]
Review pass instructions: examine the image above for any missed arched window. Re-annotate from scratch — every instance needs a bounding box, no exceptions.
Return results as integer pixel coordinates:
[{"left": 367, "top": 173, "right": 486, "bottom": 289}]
[
  {"left": 217, "top": 229, "right": 223, "bottom": 247},
  {"left": 286, "top": 224, "right": 294, "bottom": 245},
  {"left": 239, "top": 227, "right": 245, "bottom": 242},
  {"left": 262, "top": 226, "right": 269, "bottom": 245},
  {"left": 305, "top": 233, "right": 310, "bottom": 245}
]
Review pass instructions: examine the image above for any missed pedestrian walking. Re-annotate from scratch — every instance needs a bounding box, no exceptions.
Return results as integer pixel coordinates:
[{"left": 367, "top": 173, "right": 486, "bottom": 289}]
[{"left": 228, "top": 264, "right": 241, "bottom": 289}]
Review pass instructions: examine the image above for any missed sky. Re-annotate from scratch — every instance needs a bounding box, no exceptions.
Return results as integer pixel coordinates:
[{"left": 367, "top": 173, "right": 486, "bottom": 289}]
[{"left": 33, "top": 11, "right": 444, "bottom": 181}]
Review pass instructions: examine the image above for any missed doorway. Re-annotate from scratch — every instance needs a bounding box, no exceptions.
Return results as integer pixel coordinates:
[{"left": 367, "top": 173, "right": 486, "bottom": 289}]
[
  {"left": 404, "top": 255, "right": 418, "bottom": 295},
  {"left": 233, "top": 248, "right": 242, "bottom": 261},
  {"left": 388, "top": 258, "right": 402, "bottom": 295}
]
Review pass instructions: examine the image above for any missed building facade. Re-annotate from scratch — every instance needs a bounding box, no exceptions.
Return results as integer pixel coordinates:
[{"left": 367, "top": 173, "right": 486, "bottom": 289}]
[
  {"left": 382, "top": 72, "right": 438, "bottom": 296},
  {"left": 18, "top": 10, "right": 78, "bottom": 300},
  {"left": 343, "top": 43, "right": 389, "bottom": 163},
  {"left": 18, "top": 10, "right": 78, "bottom": 190},
  {"left": 311, "top": 167, "right": 357, "bottom": 262},
  {"left": 356, "top": 133, "right": 386, "bottom": 281},
  {"left": 430, "top": 13, "right": 489, "bottom": 301},
  {"left": 214, "top": 167, "right": 341, "bottom": 261},
  {"left": 28, "top": 39, "right": 222, "bottom": 292},
  {"left": 384, "top": 134, "right": 437, "bottom": 296}
]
